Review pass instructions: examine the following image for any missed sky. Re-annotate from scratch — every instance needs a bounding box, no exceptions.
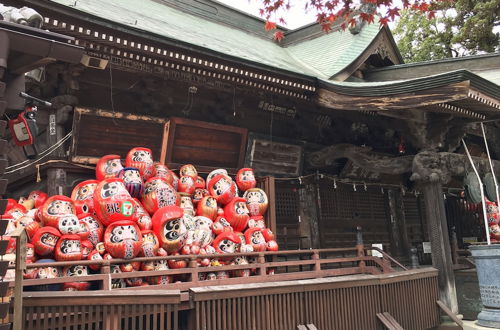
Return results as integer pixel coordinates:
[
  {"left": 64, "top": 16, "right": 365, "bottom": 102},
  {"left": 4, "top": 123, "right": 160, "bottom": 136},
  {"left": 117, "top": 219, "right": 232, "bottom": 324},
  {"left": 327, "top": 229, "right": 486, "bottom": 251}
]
[{"left": 216, "top": 0, "right": 319, "bottom": 29}]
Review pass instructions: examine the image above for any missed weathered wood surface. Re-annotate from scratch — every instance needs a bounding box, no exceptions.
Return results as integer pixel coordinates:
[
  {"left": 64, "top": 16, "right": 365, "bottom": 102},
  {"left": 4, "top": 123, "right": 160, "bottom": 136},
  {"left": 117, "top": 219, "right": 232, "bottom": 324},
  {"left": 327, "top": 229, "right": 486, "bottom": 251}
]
[
  {"left": 161, "top": 117, "right": 247, "bottom": 172},
  {"left": 316, "top": 81, "right": 470, "bottom": 111},
  {"left": 308, "top": 143, "right": 500, "bottom": 184},
  {"left": 70, "top": 107, "right": 166, "bottom": 164}
]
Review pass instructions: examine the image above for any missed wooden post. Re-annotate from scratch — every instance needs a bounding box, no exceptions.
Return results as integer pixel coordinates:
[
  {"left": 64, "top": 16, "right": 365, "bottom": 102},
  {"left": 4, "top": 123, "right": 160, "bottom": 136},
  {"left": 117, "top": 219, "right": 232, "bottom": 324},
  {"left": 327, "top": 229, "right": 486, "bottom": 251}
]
[
  {"left": 13, "top": 228, "right": 26, "bottom": 330},
  {"left": 356, "top": 226, "right": 366, "bottom": 272},
  {"left": 46, "top": 107, "right": 68, "bottom": 196},
  {"left": 387, "top": 189, "right": 411, "bottom": 259},
  {"left": 298, "top": 176, "right": 320, "bottom": 249},
  {"left": 419, "top": 181, "right": 459, "bottom": 314}
]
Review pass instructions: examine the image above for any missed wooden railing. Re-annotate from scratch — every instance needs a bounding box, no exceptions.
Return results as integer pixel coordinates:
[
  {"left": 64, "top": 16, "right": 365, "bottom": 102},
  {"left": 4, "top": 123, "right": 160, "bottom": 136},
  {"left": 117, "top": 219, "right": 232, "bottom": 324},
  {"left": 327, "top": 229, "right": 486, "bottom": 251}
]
[
  {"left": 13, "top": 245, "right": 404, "bottom": 292},
  {"left": 22, "top": 290, "right": 180, "bottom": 330},
  {"left": 190, "top": 268, "right": 440, "bottom": 330}
]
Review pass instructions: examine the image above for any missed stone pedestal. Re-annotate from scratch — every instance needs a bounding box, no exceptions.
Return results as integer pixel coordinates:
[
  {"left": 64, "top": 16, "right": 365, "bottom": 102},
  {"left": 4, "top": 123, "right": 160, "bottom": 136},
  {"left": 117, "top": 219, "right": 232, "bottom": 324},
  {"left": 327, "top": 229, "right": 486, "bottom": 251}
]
[{"left": 470, "top": 244, "right": 500, "bottom": 328}]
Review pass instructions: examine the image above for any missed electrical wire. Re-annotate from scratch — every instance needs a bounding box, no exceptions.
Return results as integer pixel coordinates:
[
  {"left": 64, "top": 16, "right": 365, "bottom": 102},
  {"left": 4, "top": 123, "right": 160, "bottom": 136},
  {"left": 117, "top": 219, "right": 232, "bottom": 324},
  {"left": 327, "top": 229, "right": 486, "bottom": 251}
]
[{"left": 5, "top": 131, "right": 73, "bottom": 173}]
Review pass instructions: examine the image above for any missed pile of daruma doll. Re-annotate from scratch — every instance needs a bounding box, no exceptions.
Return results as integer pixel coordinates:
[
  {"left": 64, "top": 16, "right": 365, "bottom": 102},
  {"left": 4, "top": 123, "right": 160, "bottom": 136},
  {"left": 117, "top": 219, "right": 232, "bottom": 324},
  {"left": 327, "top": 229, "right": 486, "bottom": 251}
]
[{"left": 4, "top": 147, "right": 278, "bottom": 290}]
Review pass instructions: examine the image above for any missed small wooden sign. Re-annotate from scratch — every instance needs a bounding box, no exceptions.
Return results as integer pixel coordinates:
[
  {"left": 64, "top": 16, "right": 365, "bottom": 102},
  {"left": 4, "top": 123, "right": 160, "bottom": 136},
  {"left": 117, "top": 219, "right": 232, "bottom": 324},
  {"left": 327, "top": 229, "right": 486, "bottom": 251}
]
[{"left": 70, "top": 108, "right": 166, "bottom": 164}]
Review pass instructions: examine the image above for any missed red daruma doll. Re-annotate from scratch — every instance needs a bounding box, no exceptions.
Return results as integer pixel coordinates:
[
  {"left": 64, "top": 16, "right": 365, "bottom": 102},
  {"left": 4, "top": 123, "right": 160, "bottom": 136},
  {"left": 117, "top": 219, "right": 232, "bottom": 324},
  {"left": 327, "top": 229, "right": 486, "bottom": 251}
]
[
  {"left": 40, "top": 195, "right": 76, "bottom": 228},
  {"left": 104, "top": 220, "right": 142, "bottom": 259},
  {"left": 236, "top": 168, "right": 256, "bottom": 192},
  {"left": 32, "top": 227, "right": 61, "bottom": 256},
  {"left": 224, "top": 197, "right": 250, "bottom": 232},
  {"left": 152, "top": 205, "right": 188, "bottom": 253},
  {"left": 208, "top": 174, "right": 236, "bottom": 205},
  {"left": 54, "top": 235, "right": 82, "bottom": 261},
  {"left": 28, "top": 190, "right": 48, "bottom": 208},
  {"left": 93, "top": 178, "right": 137, "bottom": 227},
  {"left": 243, "top": 188, "right": 269, "bottom": 216},
  {"left": 71, "top": 180, "right": 99, "bottom": 202},
  {"left": 96, "top": 155, "right": 123, "bottom": 181},
  {"left": 141, "top": 177, "right": 179, "bottom": 215},
  {"left": 126, "top": 147, "right": 154, "bottom": 180},
  {"left": 212, "top": 232, "right": 241, "bottom": 254}
]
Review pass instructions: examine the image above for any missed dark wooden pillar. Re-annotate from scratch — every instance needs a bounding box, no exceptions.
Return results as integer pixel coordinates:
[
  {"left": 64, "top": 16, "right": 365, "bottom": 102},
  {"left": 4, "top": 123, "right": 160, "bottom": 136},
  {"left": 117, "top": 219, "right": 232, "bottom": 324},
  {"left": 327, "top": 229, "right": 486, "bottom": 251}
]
[
  {"left": 387, "top": 189, "right": 411, "bottom": 258},
  {"left": 419, "top": 180, "right": 458, "bottom": 314},
  {"left": 299, "top": 176, "right": 320, "bottom": 249},
  {"left": 46, "top": 106, "right": 70, "bottom": 196}
]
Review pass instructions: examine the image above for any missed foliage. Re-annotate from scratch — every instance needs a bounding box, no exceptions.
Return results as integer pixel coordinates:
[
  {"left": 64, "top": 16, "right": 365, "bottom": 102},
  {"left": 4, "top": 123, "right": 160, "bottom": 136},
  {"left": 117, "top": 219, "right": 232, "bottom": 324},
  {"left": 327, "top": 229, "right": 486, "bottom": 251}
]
[
  {"left": 394, "top": 0, "right": 500, "bottom": 62},
  {"left": 254, "top": 0, "right": 442, "bottom": 41}
]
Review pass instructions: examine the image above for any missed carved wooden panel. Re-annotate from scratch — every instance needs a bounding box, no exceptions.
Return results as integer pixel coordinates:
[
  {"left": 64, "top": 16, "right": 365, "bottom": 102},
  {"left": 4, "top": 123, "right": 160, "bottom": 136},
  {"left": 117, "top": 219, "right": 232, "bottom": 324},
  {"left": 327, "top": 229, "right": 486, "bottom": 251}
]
[{"left": 245, "top": 133, "right": 303, "bottom": 177}]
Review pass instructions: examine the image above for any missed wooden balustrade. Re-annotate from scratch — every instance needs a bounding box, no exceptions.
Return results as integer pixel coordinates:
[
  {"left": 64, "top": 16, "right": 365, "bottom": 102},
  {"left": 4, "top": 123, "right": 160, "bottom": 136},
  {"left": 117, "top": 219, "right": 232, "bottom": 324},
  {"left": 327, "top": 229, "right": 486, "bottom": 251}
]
[{"left": 12, "top": 246, "right": 404, "bottom": 292}]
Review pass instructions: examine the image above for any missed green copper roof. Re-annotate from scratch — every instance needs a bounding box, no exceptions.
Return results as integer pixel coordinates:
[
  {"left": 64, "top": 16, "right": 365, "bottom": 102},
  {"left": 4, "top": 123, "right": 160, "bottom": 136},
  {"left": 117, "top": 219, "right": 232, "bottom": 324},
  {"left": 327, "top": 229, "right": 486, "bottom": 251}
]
[{"left": 48, "top": 0, "right": 385, "bottom": 80}]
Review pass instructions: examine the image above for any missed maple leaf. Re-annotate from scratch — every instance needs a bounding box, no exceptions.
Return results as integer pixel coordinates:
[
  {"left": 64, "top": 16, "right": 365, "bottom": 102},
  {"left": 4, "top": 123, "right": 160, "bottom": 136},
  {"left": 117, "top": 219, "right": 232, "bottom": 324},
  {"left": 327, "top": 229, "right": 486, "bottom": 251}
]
[
  {"left": 427, "top": 10, "right": 436, "bottom": 19},
  {"left": 265, "top": 21, "right": 277, "bottom": 31},
  {"left": 259, "top": 8, "right": 265, "bottom": 16},
  {"left": 273, "top": 31, "right": 285, "bottom": 41},
  {"left": 419, "top": 3, "right": 429, "bottom": 11},
  {"left": 279, "top": 17, "right": 286, "bottom": 25},
  {"left": 321, "top": 22, "right": 332, "bottom": 33},
  {"left": 360, "top": 12, "right": 375, "bottom": 24},
  {"left": 348, "top": 18, "right": 357, "bottom": 28},
  {"left": 387, "top": 7, "right": 400, "bottom": 21},
  {"left": 379, "top": 16, "right": 390, "bottom": 26}
]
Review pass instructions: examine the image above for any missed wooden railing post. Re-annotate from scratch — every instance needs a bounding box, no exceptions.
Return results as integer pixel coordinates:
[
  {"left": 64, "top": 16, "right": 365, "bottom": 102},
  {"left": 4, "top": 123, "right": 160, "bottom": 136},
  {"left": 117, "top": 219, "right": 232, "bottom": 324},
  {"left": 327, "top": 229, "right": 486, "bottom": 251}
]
[
  {"left": 189, "top": 256, "right": 199, "bottom": 283},
  {"left": 101, "top": 260, "right": 111, "bottom": 290},
  {"left": 312, "top": 250, "right": 321, "bottom": 274},
  {"left": 356, "top": 226, "right": 366, "bottom": 272},
  {"left": 258, "top": 253, "right": 266, "bottom": 276},
  {"left": 13, "top": 228, "right": 27, "bottom": 330}
]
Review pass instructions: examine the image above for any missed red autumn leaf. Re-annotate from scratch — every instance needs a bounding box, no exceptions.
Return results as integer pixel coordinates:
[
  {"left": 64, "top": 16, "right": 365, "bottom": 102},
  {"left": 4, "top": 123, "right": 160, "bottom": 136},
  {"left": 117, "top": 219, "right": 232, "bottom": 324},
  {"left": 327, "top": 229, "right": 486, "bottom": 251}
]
[
  {"left": 387, "top": 7, "right": 400, "bottom": 20},
  {"left": 259, "top": 8, "right": 264, "bottom": 16},
  {"left": 427, "top": 10, "right": 436, "bottom": 19},
  {"left": 360, "top": 12, "right": 375, "bottom": 24},
  {"left": 265, "top": 21, "right": 277, "bottom": 31},
  {"left": 321, "top": 22, "right": 332, "bottom": 33},
  {"left": 379, "top": 16, "right": 390, "bottom": 26},
  {"left": 273, "top": 31, "right": 285, "bottom": 41},
  {"left": 348, "top": 18, "right": 357, "bottom": 28},
  {"left": 328, "top": 14, "right": 337, "bottom": 22},
  {"left": 419, "top": 2, "right": 429, "bottom": 11},
  {"left": 279, "top": 17, "right": 286, "bottom": 25}
]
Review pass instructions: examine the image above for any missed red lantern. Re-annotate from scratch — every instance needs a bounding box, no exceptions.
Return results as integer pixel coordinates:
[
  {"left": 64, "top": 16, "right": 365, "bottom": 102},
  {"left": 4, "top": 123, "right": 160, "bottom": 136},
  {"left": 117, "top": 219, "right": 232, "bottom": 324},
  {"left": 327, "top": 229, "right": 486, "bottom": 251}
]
[
  {"left": 152, "top": 205, "right": 188, "bottom": 253},
  {"left": 212, "top": 232, "right": 241, "bottom": 254},
  {"left": 244, "top": 227, "right": 267, "bottom": 252},
  {"left": 40, "top": 195, "right": 76, "bottom": 228},
  {"left": 139, "top": 230, "right": 160, "bottom": 257},
  {"left": 141, "top": 177, "right": 179, "bottom": 215},
  {"left": 212, "top": 216, "right": 233, "bottom": 235},
  {"left": 104, "top": 220, "right": 142, "bottom": 259},
  {"left": 71, "top": 180, "right": 99, "bottom": 202},
  {"left": 195, "top": 176, "right": 205, "bottom": 189},
  {"left": 125, "top": 147, "right": 154, "bottom": 180},
  {"left": 196, "top": 196, "right": 218, "bottom": 220},
  {"left": 32, "top": 227, "right": 61, "bottom": 256},
  {"left": 55, "top": 234, "right": 82, "bottom": 261},
  {"left": 236, "top": 168, "right": 256, "bottom": 192},
  {"left": 96, "top": 155, "right": 123, "bottom": 181},
  {"left": 78, "top": 213, "right": 103, "bottom": 247},
  {"left": 178, "top": 176, "right": 196, "bottom": 195},
  {"left": 94, "top": 178, "right": 137, "bottom": 226},
  {"left": 243, "top": 188, "right": 268, "bottom": 216},
  {"left": 28, "top": 191, "right": 48, "bottom": 208},
  {"left": 179, "top": 164, "right": 198, "bottom": 180},
  {"left": 208, "top": 174, "right": 236, "bottom": 205},
  {"left": 224, "top": 197, "right": 249, "bottom": 232}
]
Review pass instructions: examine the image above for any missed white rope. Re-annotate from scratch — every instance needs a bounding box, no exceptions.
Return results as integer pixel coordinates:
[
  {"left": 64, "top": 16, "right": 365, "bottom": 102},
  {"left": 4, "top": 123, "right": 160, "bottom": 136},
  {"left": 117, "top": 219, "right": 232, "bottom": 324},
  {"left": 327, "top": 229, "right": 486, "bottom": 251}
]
[{"left": 5, "top": 131, "right": 73, "bottom": 173}]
